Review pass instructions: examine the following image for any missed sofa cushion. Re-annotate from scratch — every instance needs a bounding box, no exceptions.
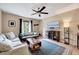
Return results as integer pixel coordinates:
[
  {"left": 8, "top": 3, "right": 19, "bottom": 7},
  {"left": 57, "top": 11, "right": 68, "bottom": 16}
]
[
  {"left": 20, "top": 32, "right": 29, "bottom": 37},
  {"left": 20, "top": 32, "right": 39, "bottom": 37},
  {"left": 6, "top": 32, "right": 16, "bottom": 40},
  {"left": 0, "top": 39, "right": 12, "bottom": 52},
  {"left": 11, "top": 41, "right": 22, "bottom": 48},
  {"left": 33, "top": 32, "right": 39, "bottom": 35},
  {"left": 11, "top": 37, "right": 20, "bottom": 42},
  {"left": 1, "top": 34, "right": 7, "bottom": 39},
  {"left": 1, "top": 38, "right": 22, "bottom": 48},
  {"left": 10, "top": 38, "right": 22, "bottom": 48},
  {"left": 0, "top": 35, "right": 5, "bottom": 42}
]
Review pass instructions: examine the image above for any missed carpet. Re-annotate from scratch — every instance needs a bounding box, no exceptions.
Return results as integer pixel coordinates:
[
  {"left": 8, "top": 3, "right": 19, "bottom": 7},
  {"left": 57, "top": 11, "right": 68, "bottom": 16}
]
[{"left": 32, "top": 40, "right": 68, "bottom": 55}]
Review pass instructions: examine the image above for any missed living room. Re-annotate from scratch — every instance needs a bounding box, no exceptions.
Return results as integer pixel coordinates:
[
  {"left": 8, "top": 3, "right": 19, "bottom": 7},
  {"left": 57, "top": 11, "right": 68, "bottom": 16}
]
[{"left": 0, "top": 3, "right": 79, "bottom": 55}]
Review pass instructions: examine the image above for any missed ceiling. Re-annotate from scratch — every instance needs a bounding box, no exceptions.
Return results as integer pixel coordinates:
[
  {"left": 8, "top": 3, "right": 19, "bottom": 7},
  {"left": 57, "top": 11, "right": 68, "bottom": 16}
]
[{"left": 0, "top": 3, "right": 78, "bottom": 19}]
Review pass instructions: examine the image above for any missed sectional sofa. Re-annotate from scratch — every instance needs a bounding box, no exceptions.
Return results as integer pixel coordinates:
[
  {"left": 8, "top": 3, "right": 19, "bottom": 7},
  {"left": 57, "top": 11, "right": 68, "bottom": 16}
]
[{"left": 0, "top": 32, "right": 31, "bottom": 55}]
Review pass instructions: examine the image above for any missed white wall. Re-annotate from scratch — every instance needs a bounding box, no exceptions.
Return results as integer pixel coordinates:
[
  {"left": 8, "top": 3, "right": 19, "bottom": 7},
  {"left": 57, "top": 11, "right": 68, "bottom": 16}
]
[
  {"left": 32, "top": 20, "right": 41, "bottom": 32},
  {"left": 39, "top": 20, "right": 43, "bottom": 35},
  {"left": 2, "top": 12, "right": 41, "bottom": 35},
  {"left": 2, "top": 12, "right": 20, "bottom": 35}
]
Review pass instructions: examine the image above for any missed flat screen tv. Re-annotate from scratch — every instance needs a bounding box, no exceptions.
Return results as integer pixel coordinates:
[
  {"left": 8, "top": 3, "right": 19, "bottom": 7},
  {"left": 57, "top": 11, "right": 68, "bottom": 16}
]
[{"left": 47, "top": 21, "right": 60, "bottom": 29}]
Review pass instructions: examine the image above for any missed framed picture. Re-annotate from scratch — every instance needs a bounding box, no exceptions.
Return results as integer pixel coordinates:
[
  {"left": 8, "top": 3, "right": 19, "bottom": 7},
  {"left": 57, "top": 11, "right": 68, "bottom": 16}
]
[
  {"left": 34, "top": 24, "right": 39, "bottom": 26},
  {"left": 8, "top": 20, "right": 16, "bottom": 27}
]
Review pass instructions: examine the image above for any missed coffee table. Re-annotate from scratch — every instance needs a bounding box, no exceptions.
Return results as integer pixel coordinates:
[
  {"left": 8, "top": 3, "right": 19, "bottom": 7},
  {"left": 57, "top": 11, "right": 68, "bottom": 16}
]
[
  {"left": 26, "top": 38, "right": 41, "bottom": 51},
  {"left": 31, "top": 42, "right": 41, "bottom": 51}
]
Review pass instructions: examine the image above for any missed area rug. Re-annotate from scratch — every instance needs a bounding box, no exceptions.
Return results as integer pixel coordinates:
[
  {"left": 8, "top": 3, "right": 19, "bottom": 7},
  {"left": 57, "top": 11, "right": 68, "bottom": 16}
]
[{"left": 32, "top": 40, "right": 69, "bottom": 55}]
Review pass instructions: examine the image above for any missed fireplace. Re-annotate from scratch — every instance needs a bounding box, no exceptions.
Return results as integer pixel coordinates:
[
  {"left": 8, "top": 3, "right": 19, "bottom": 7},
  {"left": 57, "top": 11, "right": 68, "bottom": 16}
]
[{"left": 47, "top": 30, "right": 60, "bottom": 42}]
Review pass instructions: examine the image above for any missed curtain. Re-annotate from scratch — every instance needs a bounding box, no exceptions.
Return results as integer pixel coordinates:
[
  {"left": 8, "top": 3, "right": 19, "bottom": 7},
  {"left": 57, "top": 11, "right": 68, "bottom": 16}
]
[
  {"left": 31, "top": 20, "right": 33, "bottom": 32},
  {"left": 19, "top": 19, "right": 22, "bottom": 35}
]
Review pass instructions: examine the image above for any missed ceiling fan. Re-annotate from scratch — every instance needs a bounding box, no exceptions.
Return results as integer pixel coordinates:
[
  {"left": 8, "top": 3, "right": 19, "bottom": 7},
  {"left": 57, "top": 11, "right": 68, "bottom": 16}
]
[{"left": 32, "top": 6, "right": 48, "bottom": 17}]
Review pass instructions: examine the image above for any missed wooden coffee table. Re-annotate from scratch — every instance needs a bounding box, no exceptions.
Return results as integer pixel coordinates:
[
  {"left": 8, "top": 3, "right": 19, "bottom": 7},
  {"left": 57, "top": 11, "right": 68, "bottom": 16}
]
[
  {"left": 26, "top": 38, "right": 41, "bottom": 51},
  {"left": 31, "top": 42, "right": 41, "bottom": 51}
]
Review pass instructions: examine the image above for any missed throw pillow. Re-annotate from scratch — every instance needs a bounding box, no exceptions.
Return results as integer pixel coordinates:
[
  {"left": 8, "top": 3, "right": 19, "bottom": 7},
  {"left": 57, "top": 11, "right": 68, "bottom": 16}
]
[
  {"left": 0, "top": 35, "right": 5, "bottom": 42},
  {"left": 6, "top": 32, "right": 16, "bottom": 40},
  {"left": 1, "top": 34, "right": 7, "bottom": 39}
]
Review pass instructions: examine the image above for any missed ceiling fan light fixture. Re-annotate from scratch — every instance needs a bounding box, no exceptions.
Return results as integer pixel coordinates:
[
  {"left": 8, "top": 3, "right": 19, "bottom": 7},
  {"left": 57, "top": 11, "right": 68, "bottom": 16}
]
[{"left": 32, "top": 6, "right": 48, "bottom": 17}]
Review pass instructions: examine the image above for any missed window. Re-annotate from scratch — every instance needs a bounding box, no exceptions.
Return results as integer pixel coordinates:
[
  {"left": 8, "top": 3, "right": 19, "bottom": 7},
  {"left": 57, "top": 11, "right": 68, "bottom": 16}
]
[{"left": 22, "top": 20, "right": 31, "bottom": 33}]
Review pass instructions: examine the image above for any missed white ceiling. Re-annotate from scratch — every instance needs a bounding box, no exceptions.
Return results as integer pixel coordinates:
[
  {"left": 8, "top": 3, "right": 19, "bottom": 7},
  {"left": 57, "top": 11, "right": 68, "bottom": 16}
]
[{"left": 0, "top": 3, "right": 77, "bottom": 19}]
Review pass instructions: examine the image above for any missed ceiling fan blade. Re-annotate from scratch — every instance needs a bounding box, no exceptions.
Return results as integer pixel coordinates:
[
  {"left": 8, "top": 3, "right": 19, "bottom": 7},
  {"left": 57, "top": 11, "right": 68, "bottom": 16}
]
[
  {"left": 38, "top": 8, "right": 40, "bottom": 10},
  {"left": 32, "top": 13, "right": 37, "bottom": 15},
  {"left": 39, "top": 6, "right": 46, "bottom": 12},
  {"left": 40, "top": 12, "right": 48, "bottom": 14},
  {"left": 32, "top": 9, "right": 37, "bottom": 12}
]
